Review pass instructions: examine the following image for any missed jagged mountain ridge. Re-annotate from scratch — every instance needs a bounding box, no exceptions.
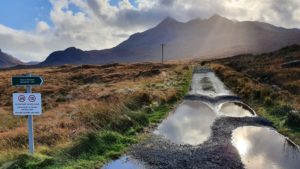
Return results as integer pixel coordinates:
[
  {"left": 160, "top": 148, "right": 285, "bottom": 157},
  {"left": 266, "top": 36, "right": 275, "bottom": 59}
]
[{"left": 40, "top": 15, "right": 300, "bottom": 66}]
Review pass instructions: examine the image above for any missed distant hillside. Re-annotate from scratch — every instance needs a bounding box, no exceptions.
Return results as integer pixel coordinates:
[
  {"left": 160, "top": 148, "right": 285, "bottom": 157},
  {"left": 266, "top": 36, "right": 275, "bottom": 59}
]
[
  {"left": 39, "top": 47, "right": 90, "bottom": 66},
  {"left": 0, "top": 49, "right": 23, "bottom": 68},
  {"left": 40, "top": 15, "right": 300, "bottom": 66}
]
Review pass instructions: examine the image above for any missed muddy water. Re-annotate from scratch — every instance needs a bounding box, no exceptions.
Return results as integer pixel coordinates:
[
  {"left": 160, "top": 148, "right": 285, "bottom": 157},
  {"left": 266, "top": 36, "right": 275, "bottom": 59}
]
[
  {"left": 154, "top": 100, "right": 216, "bottom": 145},
  {"left": 189, "top": 72, "right": 232, "bottom": 96},
  {"left": 102, "top": 70, "right": 298, "bottom": 169},
  {"left": 154, "top": 100, "right": 254, "bottom": 146},
  {"left": 102, "top": 156, "right": 146, "bottom": 169},
  {"left": 232, "top": 126, "right": 300, "bottom": 169},
  {"left": 218, "top": 102, "right": 255, "bottom": 117}
]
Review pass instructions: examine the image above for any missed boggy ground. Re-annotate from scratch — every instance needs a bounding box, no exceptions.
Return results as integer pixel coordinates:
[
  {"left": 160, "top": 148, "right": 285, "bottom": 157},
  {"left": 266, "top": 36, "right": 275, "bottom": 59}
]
[
  {"left": 0, "top": 63, "right": 192, "bottom": 168},
  {"left": 130, "top": 111, "right": 272, "bottom": 169}
]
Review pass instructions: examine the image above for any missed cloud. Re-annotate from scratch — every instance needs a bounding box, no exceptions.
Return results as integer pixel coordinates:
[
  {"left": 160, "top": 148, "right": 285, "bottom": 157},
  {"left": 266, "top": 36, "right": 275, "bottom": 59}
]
[
  {"left": 36, "top": 21, "right": 50, "bottom": 33},
  {"left": 0, "top": 0, "right": 300, "bottom": 62}
]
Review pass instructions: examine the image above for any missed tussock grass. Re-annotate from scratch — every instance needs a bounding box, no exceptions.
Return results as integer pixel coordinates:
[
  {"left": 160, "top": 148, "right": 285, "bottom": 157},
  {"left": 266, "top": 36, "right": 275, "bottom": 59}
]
[
  {"left": 210, "top": 61, "right": 300, "bottom": 144},
  {"left": 268, "top": 104, "right": 293, "bottom": 117},
  {"left": 286, "top": 111, "right": 300, "bottom": 128},
  {"left": 69, "top": 131, "right": 136, "bottom": 157},
  {"left": 0, "top": 127, "right": 28, "bottom": 149},
  {"left": 0, "top": 63, "right": 192, "bottom": 168},
  {"left": 5, "top": 154, "right": 54, "bottom": 169}
]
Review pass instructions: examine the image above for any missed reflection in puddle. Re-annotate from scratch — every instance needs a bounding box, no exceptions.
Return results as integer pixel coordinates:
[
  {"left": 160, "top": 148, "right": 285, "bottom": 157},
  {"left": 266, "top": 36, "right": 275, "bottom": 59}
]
[
  {"left": 219, "top": 102, "right": 255, "bottom": 117},
  {"left": 232, "top": 126, "right": 300, "bottom": 169},
  {"left": 189, "top": 72, "right": 232, "bottom": 97},
  {"left": 154, "top": 100, "right": 216, "bottom": 145},
  {"left": 102, "top": 156, "right": 146, "bottom": 169}
]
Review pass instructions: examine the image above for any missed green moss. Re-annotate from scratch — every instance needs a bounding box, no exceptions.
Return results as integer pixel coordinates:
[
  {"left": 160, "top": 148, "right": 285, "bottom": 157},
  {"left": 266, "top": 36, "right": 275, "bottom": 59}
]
[
  {"left": 5, "top": 154, "right": 54, "bottom": 169},
  {"left": 148, "top": 105, "right": 172, "bottom": 124}
]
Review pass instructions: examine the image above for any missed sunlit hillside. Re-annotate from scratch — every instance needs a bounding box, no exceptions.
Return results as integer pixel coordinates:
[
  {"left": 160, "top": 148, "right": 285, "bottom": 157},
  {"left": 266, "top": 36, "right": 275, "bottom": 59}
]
[
  {"left": 209, "top": 45, "right": 300, "bottom": 144},
  {"left": 0, "top": 63, "right": 192, "bottom": 168}
]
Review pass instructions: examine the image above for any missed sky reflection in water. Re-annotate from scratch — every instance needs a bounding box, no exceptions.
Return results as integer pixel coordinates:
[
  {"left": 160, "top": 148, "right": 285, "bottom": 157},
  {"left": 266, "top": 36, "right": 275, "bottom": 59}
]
[
  {"left": 155, "top": 100, "right": 216, "bottom": 145},
  {"left": 102, "top": 156, "right": 146, "bottom": 169},
  {"left": 232, "top": 126, "right": 300, "bottom": 169},
  {"left": 219, "top": 102, "right": 255, "bottom": 117}
]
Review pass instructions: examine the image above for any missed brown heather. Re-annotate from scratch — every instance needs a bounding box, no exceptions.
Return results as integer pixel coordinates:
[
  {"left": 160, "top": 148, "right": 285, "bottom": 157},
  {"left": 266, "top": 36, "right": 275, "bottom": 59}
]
[{"left": 0, "top": 63, "right": 192, "bottom": 159}]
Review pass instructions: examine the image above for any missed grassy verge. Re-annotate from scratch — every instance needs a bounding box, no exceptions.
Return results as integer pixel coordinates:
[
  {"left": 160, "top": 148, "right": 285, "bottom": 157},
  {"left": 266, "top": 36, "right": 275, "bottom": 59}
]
[
  {"left": 210, "top": 63, "right": 300, "bottom": 144},
  {"left": 1, "top": 65, "right": 192, "bottom": 169}
]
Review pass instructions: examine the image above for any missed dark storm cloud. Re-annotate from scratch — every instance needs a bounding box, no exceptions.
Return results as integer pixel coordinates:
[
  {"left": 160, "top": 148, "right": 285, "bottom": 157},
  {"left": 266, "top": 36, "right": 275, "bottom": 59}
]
[{"left": 111, "top": 8, "right": 170, "bottom": 28}]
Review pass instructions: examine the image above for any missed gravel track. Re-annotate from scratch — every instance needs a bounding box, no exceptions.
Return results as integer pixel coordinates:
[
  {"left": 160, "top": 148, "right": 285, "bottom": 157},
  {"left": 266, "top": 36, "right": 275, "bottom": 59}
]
[{"left": 130, "top": 114, "right": 273, "bottom": 169}]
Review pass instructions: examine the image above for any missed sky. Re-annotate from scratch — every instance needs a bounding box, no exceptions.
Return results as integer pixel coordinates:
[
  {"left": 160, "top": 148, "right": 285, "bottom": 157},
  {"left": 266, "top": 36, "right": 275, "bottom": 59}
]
[{"left": 0, "top": 0, "right": 300, "bottom": 62}]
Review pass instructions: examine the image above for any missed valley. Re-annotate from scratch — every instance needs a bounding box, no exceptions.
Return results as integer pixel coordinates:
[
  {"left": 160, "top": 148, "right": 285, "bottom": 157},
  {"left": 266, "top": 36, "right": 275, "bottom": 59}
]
[
  {"left": 1, "top": 45, "right": 299, "bottom": 168},
  {"left": 1, "top": 1, "right": 300, "bottom": 169}
]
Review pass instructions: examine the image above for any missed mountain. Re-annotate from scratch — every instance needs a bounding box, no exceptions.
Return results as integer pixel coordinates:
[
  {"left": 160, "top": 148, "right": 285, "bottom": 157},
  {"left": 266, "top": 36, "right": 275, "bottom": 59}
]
[
  {"left": 39, "top": 47, "right": 91, "bottom": 66},
  {"left": 0, "top": 49, "right": 23, "bottom": 68},
  {"left": 40, "top": 15, "right": 300, "bottom": 66},
  {"left": 24, "top": 61, "right": 40, "bottom": 65}
]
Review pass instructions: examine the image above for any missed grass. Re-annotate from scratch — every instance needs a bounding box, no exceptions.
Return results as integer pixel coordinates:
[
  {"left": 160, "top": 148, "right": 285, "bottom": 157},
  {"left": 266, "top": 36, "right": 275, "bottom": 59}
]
[
  {"left": 148, "top": 105, "right": 172, "bottom": 124},
  {"left": 1, "top": 131, "right": 133, "bottom": 169},
  {"left": 211, "top": 65, "right": 300, "bottom": 144},
  {"left": 209, "top": 56, "right": 300, "bottom": 144},
  {"left": 0, "top": 63, "right": 193, "bottom": 169},
  {"left": 1, "top": 102, "right": 187, "bottom": 169}
]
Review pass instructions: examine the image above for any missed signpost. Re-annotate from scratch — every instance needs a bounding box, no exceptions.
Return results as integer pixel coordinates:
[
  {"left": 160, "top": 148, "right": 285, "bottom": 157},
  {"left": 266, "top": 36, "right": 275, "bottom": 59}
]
[
  {"left": 12, "top": 76, "right": 44, "bottom": 86},
  {"left": 13, "top": 93, "right": 42, "bottom": 116},
  {"left": 12, "top": 74, "right": 43, "bottom": 154}
]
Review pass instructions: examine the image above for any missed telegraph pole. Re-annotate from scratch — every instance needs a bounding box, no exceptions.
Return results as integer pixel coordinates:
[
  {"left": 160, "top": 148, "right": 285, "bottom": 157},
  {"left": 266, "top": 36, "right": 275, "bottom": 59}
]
[{"left": 161, "top": 43, "right": 164, "bottom": 64}]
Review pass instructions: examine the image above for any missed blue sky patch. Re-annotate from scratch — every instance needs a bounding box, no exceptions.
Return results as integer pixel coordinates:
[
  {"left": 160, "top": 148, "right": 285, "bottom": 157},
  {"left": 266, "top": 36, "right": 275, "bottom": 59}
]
[
  {"left": 0, "top": 0, "right": 138, "bottom": 30},
  {"left": 0, "top": 0, "right": 52, "bottom": 30}
]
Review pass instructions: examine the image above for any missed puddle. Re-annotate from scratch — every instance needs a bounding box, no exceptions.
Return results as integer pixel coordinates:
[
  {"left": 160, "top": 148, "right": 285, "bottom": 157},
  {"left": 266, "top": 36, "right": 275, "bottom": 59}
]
[
  {"left": 219, "top": 102, "right": 255, "bottom": 117},
  {"left": 154, "top": 100, "right": 217, "bottom": 145},
  {"left": 102, "top": 70, "right": 300, "bottom": 168},
  {"left": 232, "top": 126, "right": 300, "bottom": 169},
  {"left": 102, "top": 156, "right": 146, "bottom": 169},
  {"left": 189, "top": 72, "right": 232, "bottom": 97}
]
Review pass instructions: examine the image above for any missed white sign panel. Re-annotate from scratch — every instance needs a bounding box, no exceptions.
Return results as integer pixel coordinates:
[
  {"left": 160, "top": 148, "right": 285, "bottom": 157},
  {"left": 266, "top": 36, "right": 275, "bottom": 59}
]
[{"left": 13, "top": 93, "right": 42, "bottom": 116}]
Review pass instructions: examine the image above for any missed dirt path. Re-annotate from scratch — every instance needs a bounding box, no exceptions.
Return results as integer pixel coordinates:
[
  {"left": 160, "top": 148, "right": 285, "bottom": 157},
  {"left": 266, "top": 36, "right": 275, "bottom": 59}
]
[
  {"left": 103, "top": 67, "right": 300, "bottom": 169},
  {"left": 130, "top": 116, "right": 272, "bottom": 169}
]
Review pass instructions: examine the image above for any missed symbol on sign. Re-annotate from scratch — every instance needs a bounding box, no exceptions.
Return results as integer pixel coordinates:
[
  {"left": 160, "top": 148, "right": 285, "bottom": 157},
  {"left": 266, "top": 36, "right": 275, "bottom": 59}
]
[
  {"left": 18, "top": 95, "right": 26, "bottom": 102},
  {"left": 13, "top": 93, "right": 42, "bottom": 116},
  {"left": 28, "top": 95, "right": 36, "bottom": 102}
]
